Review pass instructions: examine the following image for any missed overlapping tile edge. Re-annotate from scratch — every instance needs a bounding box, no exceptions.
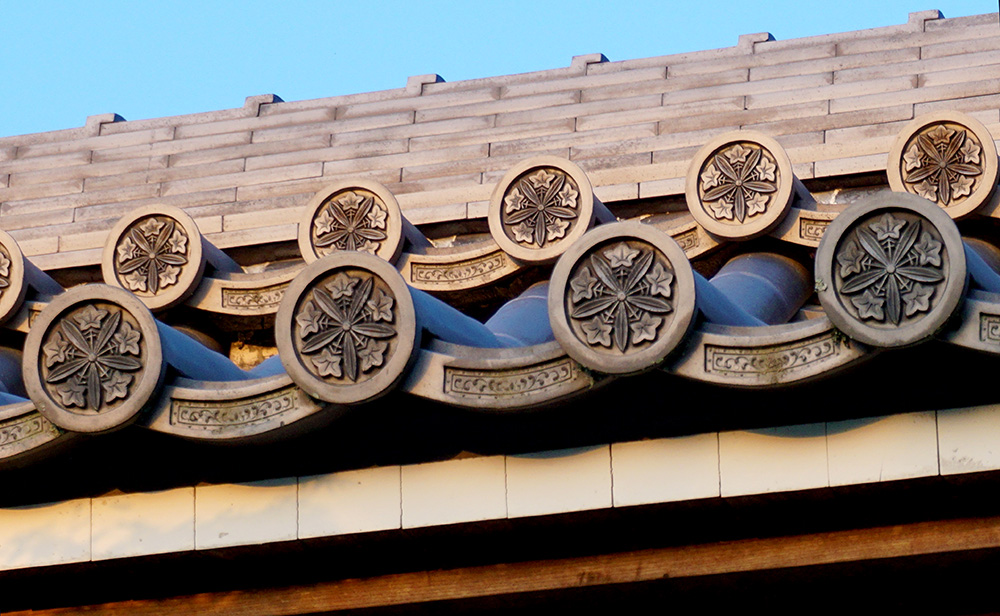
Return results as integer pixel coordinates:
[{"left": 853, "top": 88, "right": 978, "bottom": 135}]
[
  {"left": 0, "top": 404, "right": 995, "bottom": 570},
  {"left": 2, "top": 11, "right": 999, "bottom": 270}
]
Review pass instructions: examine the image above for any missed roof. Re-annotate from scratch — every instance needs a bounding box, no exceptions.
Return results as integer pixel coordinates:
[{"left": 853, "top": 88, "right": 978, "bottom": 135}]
[
  {"left": 3, "top": 10, "right": 1000, "bottom": 610},
  {"left": 0, "top": 10, "right": 996, "bottom": 271}
]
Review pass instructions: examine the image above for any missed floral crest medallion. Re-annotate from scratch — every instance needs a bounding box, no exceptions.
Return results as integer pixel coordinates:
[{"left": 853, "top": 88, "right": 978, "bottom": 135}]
[
  {"left": 550, "top": 222, "right": 697, "bottom": 375},
  {"left": 685, "top": 132, "right": 794, "bottom": 240},
  {"left": 0, "top": 248, "right": 11, "bottom": 299},
  {"left": 39, "top": 303, "right": 145, "bottom": 415},
  {"left": 566, "top": 241, "right": 675, "bottom": 354},
  {"left": 277, "top": 253, "right": 418, "bottom": 404},
  {"left": 500, "top": 167, "right": 581, "bottom": 249},
  {"left": 698, "top": 142, "right": 779, "bottom": 224},
  {"left": 293, "top": 270, "right": 399, "bottom": 385},
  {"left": 311, "top": 189, "right": 390, "bottom": 258},
  {"left": 815, "top": 193, "right": 966, "bottom": 348},
  {"left": 114, "top": 215, "right": 190, "bottom": 296},
  {"left": 899, "top": 122, "right": 984, "bottom": 208},
  {"left": 25, "top": 286, "right": 163, "bottom": 433},
  {"left": 887, "top": 113, "right": 999, "bottom": 220},
  {"left": 834, "top": 211, "right": 947, "bottom": 327}
]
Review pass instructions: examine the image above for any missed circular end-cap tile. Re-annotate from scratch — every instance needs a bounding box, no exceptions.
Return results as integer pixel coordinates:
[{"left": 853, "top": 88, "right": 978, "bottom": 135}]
[
  {"left": 299, "top": 179, "right": 405, "bottom": 265},
  {"left": 489, "top": 156, "right": 596, "bottom": 264},
  {"left": 23, "top": 285, "right": 165, "bottom": 433},
  {"left": 548, "top": 221, "right": 696, "bottom": 375},
  {"left": 101, "top": 205, "right": 206, "bottom": 312},
  {"left": 887, "top": 111, "right": 998, "bottom": 219},
  {"left": 685, "top": 130, "right": 794, "bottom": 240},
  {"left": 0, "top": 230, "right": 29, "bottom": 324},
  {"left": 276, "top": 251, "right": 417, "bottom": 404},
  {"left": 815, "top": 192, "right": 966, "bottom": 348}
]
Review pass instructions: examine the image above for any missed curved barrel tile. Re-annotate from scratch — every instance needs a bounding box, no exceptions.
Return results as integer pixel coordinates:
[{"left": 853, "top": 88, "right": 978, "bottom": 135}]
[
  {"left": 548, "top": 221, "right": 697, "bottom": 375},
  {"left": 815, "top": 192, "right": 967, "bottom": 348},
  {"left": 184, "top": 267, "right": 301, "bottom": 316},
  {"left": 142, "top": 373, "right": 339, "bottom": 442},
  {"left": 707, "top": 253, "right": 812, "bottom": 325},
  {"left": 0, "top": 399, "right": 72, "bottom": 467},
  {"left": 403, "top": 341, "right": 598, "bottom": 410},
  {"left": 398, "top": 242, "right": 522, "bottom": 292},
  {"left": 0, "top": 230, "right": 63, "bottom": 329}
]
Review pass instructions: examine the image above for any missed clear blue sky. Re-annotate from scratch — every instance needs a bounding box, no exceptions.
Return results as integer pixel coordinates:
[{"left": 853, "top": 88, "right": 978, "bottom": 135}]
[{"left": 0, "top": 1, "right": 995, "bottom": 138}]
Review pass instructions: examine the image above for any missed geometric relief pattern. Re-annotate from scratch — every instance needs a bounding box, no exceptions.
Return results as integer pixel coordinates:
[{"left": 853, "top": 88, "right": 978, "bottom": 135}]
[
  {"left": 834, "top": 211, "right": 946, "bottom": 327},
  {"left": 901, "top": 123, "right": 983, "bottom": 207},
  {"left": 40, "top": 304, "right": 144, "bottom": 414},
  {"left": 699, "top": 142, "right": 778, "bottom": 224},
  {"left": 294, "top": 271, "right": 397, "bottom": 383},
  {"left": 980, "top": 313, "right": 1000, "bottom": 345},
  {"left": 311, "top": 190, "right": 389, "bottom": 258},
  {"left": 565, "top": 241, "right": 674, "bottom": 354},
  {"left": 115, "top": 216, "right": 189, "bottom": 295},
  {"left": 799, "top": 218, "right": 830, "bottom": 242},
  {"left": 501, "top": 167, "right": 580, "bottom": 248}
]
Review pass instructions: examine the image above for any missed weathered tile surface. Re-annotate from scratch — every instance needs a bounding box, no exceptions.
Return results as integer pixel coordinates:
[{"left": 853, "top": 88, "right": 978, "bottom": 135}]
[
  {"left": 195, "top": 479, "right": 298, "bottom": 550},
  {"left": 612, "top": 435, "right": 720, "bottom": 507},
  {"left": 401, "top": 456, "right": 506, "bottom": 528},
  {"left": 92, "top": 488, "right": 195, "bottom": 560},
  {"left": 719, "top": 424, "right": 828, "bottom": 497},
  {"left": 939, "top": 405, "right": 1000, "bottom": 475},
  {"left": 827, "top": 414, "right": 939, "bottom": 486},
  {"left": 299, "top": 467, "right": 401, "bottom": 538},
  {"left": 506, "top": 446, "right": 612, "bottom": 518},
  {"left": 0, "top": 499, "right": 91, "bottom": 569}
]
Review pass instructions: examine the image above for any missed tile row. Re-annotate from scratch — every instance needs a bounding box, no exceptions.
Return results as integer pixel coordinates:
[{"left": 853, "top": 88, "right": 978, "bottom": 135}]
[
  {"left": 1, "top": 14, "right": 998, "bottom": 270},
  {"left": 2, "top": 404, "right": 999, "bottom": 571}
]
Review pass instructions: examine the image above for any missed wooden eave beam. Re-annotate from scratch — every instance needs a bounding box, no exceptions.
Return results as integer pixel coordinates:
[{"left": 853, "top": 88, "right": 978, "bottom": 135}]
[{"left": 14, "top": 514, "right": 1000, "bottom": 615}]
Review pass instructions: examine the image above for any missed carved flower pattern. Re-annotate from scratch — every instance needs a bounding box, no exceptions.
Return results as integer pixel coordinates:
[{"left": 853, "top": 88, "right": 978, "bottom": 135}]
[
  {"left": 502, "top": 168, "right": 579, "bottom": 248},
  {"left": 42, "top": 306, "right": 143, "bottom": 412},
  {"left": 700, "top": 144, "right": 778, "bottom": 223},
  {"left": 0, "top": 251, "right": 10, "bottom": 298},
  {"left": 568, "top": 243, "right": 674, "bottom": 352},
  {"left": 296, "top": 273, "right": 396, "bottom": 382},
  {"left": 116, "top": 217, "right": 189, "bottom": 295},
  {"left": 836, "top": 213, "right": 945, "bottom": 326},
  {"left": 902, "top": 124, "right": 983, "bottom": 206},
  {"left": 313, "top": 191, "right": 388, "bottom": 256}
]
